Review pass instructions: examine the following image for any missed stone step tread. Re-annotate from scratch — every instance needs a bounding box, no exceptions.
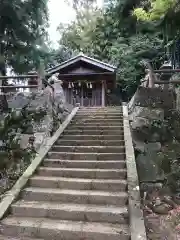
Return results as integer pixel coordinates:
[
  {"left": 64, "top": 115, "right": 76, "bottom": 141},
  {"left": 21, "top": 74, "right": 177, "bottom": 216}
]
[
  {"left": 78, "top": 109, "right": 122, "bottom": 110},
  {"left": 76, "top": 112, "right": 123, "bottom": 113},
  {"left": 30, "top": 176, "right": 128, "bottom": 184},
  {"left": 48, "top": 151, "right": 125, "bottom": 155},
  {"left": 74, "top": 116, "right": 123, "bottom": 118},
  {"left": 43, "top": 159, "right": 126, "bottom": 163},
  {"left": 55, "top": 141, "right": 125, "bottom": 147},
  {"left": 12, "top": 201, "right": 128, "bottom": 215},
  {"left": 64, "top": 129, "right": 123, "bottom": 131},
  {"left": 78, "top": 110, "right": 122, "bottom": 111},
  {"left": 37, "top": 167, "right": 127, "bottom": 179},
  {"left": 76, "top": 108, "right": 122, "bottom": 110},
  {"left": 71, "top": 120, "right": 124, "bottom": 122},
  {"left": 68, "top": 126, "right": 124, "bottom": 128},
  {"left": 53, "top": 146, "right": 125, "bottom": 149},
  {"left": 74, "top": 113, "right": 123, "bottom": 115},
  {"left": 56, "top": 140, "right": 125, "bottom": 142},
  {"left": 23, "top": 187, "right": 128, "bottom": 197},
  {"left": 63, "top": 131, "right": 124, "bottom": 135},
  {"left": 65, "top": 127, "right": 124, "bottom": 129},
  {"left": 76, "top": 113, "right": 123, "bottom": 117},
  {"left": 51, "top": 147, "right": 125, "bottom": 153},
  {"left": 61, "top": 135, "right": 124, "bottom": 137},
  {"left": 39, "top": 167, "right": 127, "bottom": 172},
  {"left": 29, "top": 176, "right": 127, "bottom": 192},
  {"left": 74, "top": 118, "right": 124, "bottom": 120},
  {"left": 61, "top": 135, "right": 124, "bottom": 140},
  {"left": 78, "top": 108, "right": 122, "bottom": 109},
  {"left": 61, "top": 137, "right": 124, "bottom": 141},
  {"left": 0, "top": 236, "right": 42, "bottom": 240},
  {"left": 43, "top": 159, "right": 126, "bottom": 169},
  {"left": 75, "top": 116, "right": 123, "bottom": 118},
  {"left": 75, "top": 116, "right": 123, "bottom": 117},
  {"left": 76, "top": 111, "right": 123, "bottom": 113},
  {"left": 72, "top": 119, "right": 124, "bottom": 122},
  {"left": 77, "top": 112, "right": 122, "bottom": 114},
  {"left": 1, "top": 217, "right": 130, "bottom": 236}
]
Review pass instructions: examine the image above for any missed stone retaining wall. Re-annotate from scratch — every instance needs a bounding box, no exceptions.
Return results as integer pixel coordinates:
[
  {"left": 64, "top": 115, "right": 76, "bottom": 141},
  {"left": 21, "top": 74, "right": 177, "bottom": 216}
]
[
  {"left": 128, "top": 86, "right": 176, "bottom": 185},
  {"left": 2, "top": 82, "right": 73, "bottom": 151}
]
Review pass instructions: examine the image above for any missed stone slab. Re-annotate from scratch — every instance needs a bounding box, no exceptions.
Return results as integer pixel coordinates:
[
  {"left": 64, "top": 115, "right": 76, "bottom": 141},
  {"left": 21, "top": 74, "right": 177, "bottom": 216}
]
[
  {"left": 128, "top": 86, "right": 176, "bottom": 112},
  {"left": 1, "top": 217, "right": 130, "bottom": 240},
  {"left": 122, "top": 103, "right": 147, "bottom": 240}
]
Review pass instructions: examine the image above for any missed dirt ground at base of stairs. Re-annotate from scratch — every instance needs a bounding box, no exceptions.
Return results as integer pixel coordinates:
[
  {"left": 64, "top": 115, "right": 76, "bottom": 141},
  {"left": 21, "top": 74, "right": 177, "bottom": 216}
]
[{"left": 144, "top": 210, "right": 180, "bottom": 240}]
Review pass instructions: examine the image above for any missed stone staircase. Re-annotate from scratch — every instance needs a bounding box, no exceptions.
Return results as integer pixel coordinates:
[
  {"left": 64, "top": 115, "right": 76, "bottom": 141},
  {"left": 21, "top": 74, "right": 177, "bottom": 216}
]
[{"left": 0, "top": 107, "right": 131, "bottom": 240}]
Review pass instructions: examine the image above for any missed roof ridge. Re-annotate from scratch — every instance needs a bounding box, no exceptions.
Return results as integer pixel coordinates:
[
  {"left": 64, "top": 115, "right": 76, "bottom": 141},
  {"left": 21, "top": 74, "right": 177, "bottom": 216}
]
[{"left": 46, "top": 54, "right": 116, "bottom": 74}]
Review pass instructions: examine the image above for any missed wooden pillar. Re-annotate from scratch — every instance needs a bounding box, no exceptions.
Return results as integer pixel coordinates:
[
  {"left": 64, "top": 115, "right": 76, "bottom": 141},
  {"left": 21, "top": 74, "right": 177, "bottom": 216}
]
[
  {"left": 81, "top": 84, "right": 83, "bottom": 106},
  {"left": 102, "top": 80, "right": 105, "bottom": 107}
]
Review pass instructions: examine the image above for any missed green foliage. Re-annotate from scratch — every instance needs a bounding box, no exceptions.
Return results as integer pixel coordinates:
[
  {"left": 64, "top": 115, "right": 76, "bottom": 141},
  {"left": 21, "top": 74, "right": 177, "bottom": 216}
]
[
  {"left": 134, "top": 0, "right": 180, "bottom": 66},
  {"left": 134, "top": 0, "right": 176, "bottom": 21},
  {"left": 0, "top": 0, "right": 49, "bottom": 75},
  {"left": 45, "top": 46, "right": 74, "bottom": 69}
]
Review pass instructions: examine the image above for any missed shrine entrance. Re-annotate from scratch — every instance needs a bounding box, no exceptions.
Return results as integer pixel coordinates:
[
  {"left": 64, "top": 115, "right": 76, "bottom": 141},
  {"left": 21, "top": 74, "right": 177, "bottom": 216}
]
[
  {"left": 47, "top": 53, "right": 116, "bottom": 107},
  {"left": 62, "top": 81, "right": 102, "bottom": 107}
]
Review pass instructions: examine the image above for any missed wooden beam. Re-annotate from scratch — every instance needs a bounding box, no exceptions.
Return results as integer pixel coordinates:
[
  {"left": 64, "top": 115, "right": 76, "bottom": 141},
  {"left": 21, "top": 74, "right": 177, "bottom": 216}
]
[
  {"left": 154, "top": 69, "right": 180, "bottom": 73},
  {"left": 0, "top": 75, "right": 38, "bottom": 80},
  {"left": 154, "top": 80, "right": 180, "bottom": 84},
  {"left": 59, "top": 72, "right": 114, "bottom": 77},
  {"left": 0, "top": 85, "right": 38, "bottom": 89}
]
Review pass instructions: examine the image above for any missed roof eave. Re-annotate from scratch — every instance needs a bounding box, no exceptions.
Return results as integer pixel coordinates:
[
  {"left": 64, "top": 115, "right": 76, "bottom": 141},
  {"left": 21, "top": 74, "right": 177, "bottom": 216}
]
[{"left": 46, "top": 54, "right": 117, "bottom": 75}]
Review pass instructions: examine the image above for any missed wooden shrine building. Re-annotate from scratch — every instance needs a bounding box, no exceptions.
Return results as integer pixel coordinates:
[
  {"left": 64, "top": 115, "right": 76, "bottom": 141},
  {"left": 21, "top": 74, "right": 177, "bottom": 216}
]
[{"left": 47, "top": 53, "right": 117, "bottom": 107}]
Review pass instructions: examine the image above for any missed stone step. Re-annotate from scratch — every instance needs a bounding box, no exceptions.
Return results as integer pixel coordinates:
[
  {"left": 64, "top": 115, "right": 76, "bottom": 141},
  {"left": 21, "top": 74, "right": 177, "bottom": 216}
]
[
  {"left": 71, "top": 119, "right": 123, "bottom": 124},
  {"left": 56, "top": 139, "right": 125, "bottom": 146},
  {"left": 61, "top": 135, "right": 124, "bottom": 140},
  {"left": 78, "top": 107, "right": 122, "bottom": 112},
  {"left": 0, "top": 236, "right": 42, "bottom": 240},
  {"left": 79, "top": 107, "right": 122, "bottom": 109},
  {"left": 71, "top": 122, "right": 123, "bottom": 126},
  {"left": 51, "top": 146, "right": 125, "bottom": 153},
  {"left": 29, "top": 176, "right": 127, "bottom": 191},
  {"left": 67, "top": 126, "right": 124, "bottom": 130},
  {"left": 43, "top": 159, "right": 126, "bottom": 169},
  {"left": 63, "top": 130, "right": 124, "bottom": 135},
  {"left": 1, "top": 217, "right": 130, "bottom": 240},
  {"left": 74, "top": 115, "right": 123, "bottom": 119},
  {"left": 11, "top": 201, "right": 129, "bottom": 224},
  {"left": 37, "top": 167, "right": 127, "bottom": 179},
  {"left": 47, "top": 152, "right": 126, "bottom": 160},
  {"left": 77, "top": 110, "right": 122, "bottom": 113},
  {"left": 77, "top": 109, "right": 122, "bottom": 112},
  {"left": 76, "top": 113, "right": 123, "bottom": 115},
  {"left": 21, "top": 187, "right": 128, "bottom": 205},
  {"left": 75, "top": 116, "right": 123, "bottom": 119}
]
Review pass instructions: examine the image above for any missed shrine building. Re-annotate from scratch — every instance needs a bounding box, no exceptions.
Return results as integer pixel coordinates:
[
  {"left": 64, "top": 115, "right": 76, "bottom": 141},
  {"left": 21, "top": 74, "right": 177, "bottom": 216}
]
[{"left": 46, "top": 53, "right": 117, "bottom": 107}]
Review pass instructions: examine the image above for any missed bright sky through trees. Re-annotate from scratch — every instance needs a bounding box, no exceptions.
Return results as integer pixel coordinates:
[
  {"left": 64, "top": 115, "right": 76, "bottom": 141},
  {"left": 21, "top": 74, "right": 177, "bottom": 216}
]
[{"left": 48, "top": 0, "right": 103, "bottom": 48}]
